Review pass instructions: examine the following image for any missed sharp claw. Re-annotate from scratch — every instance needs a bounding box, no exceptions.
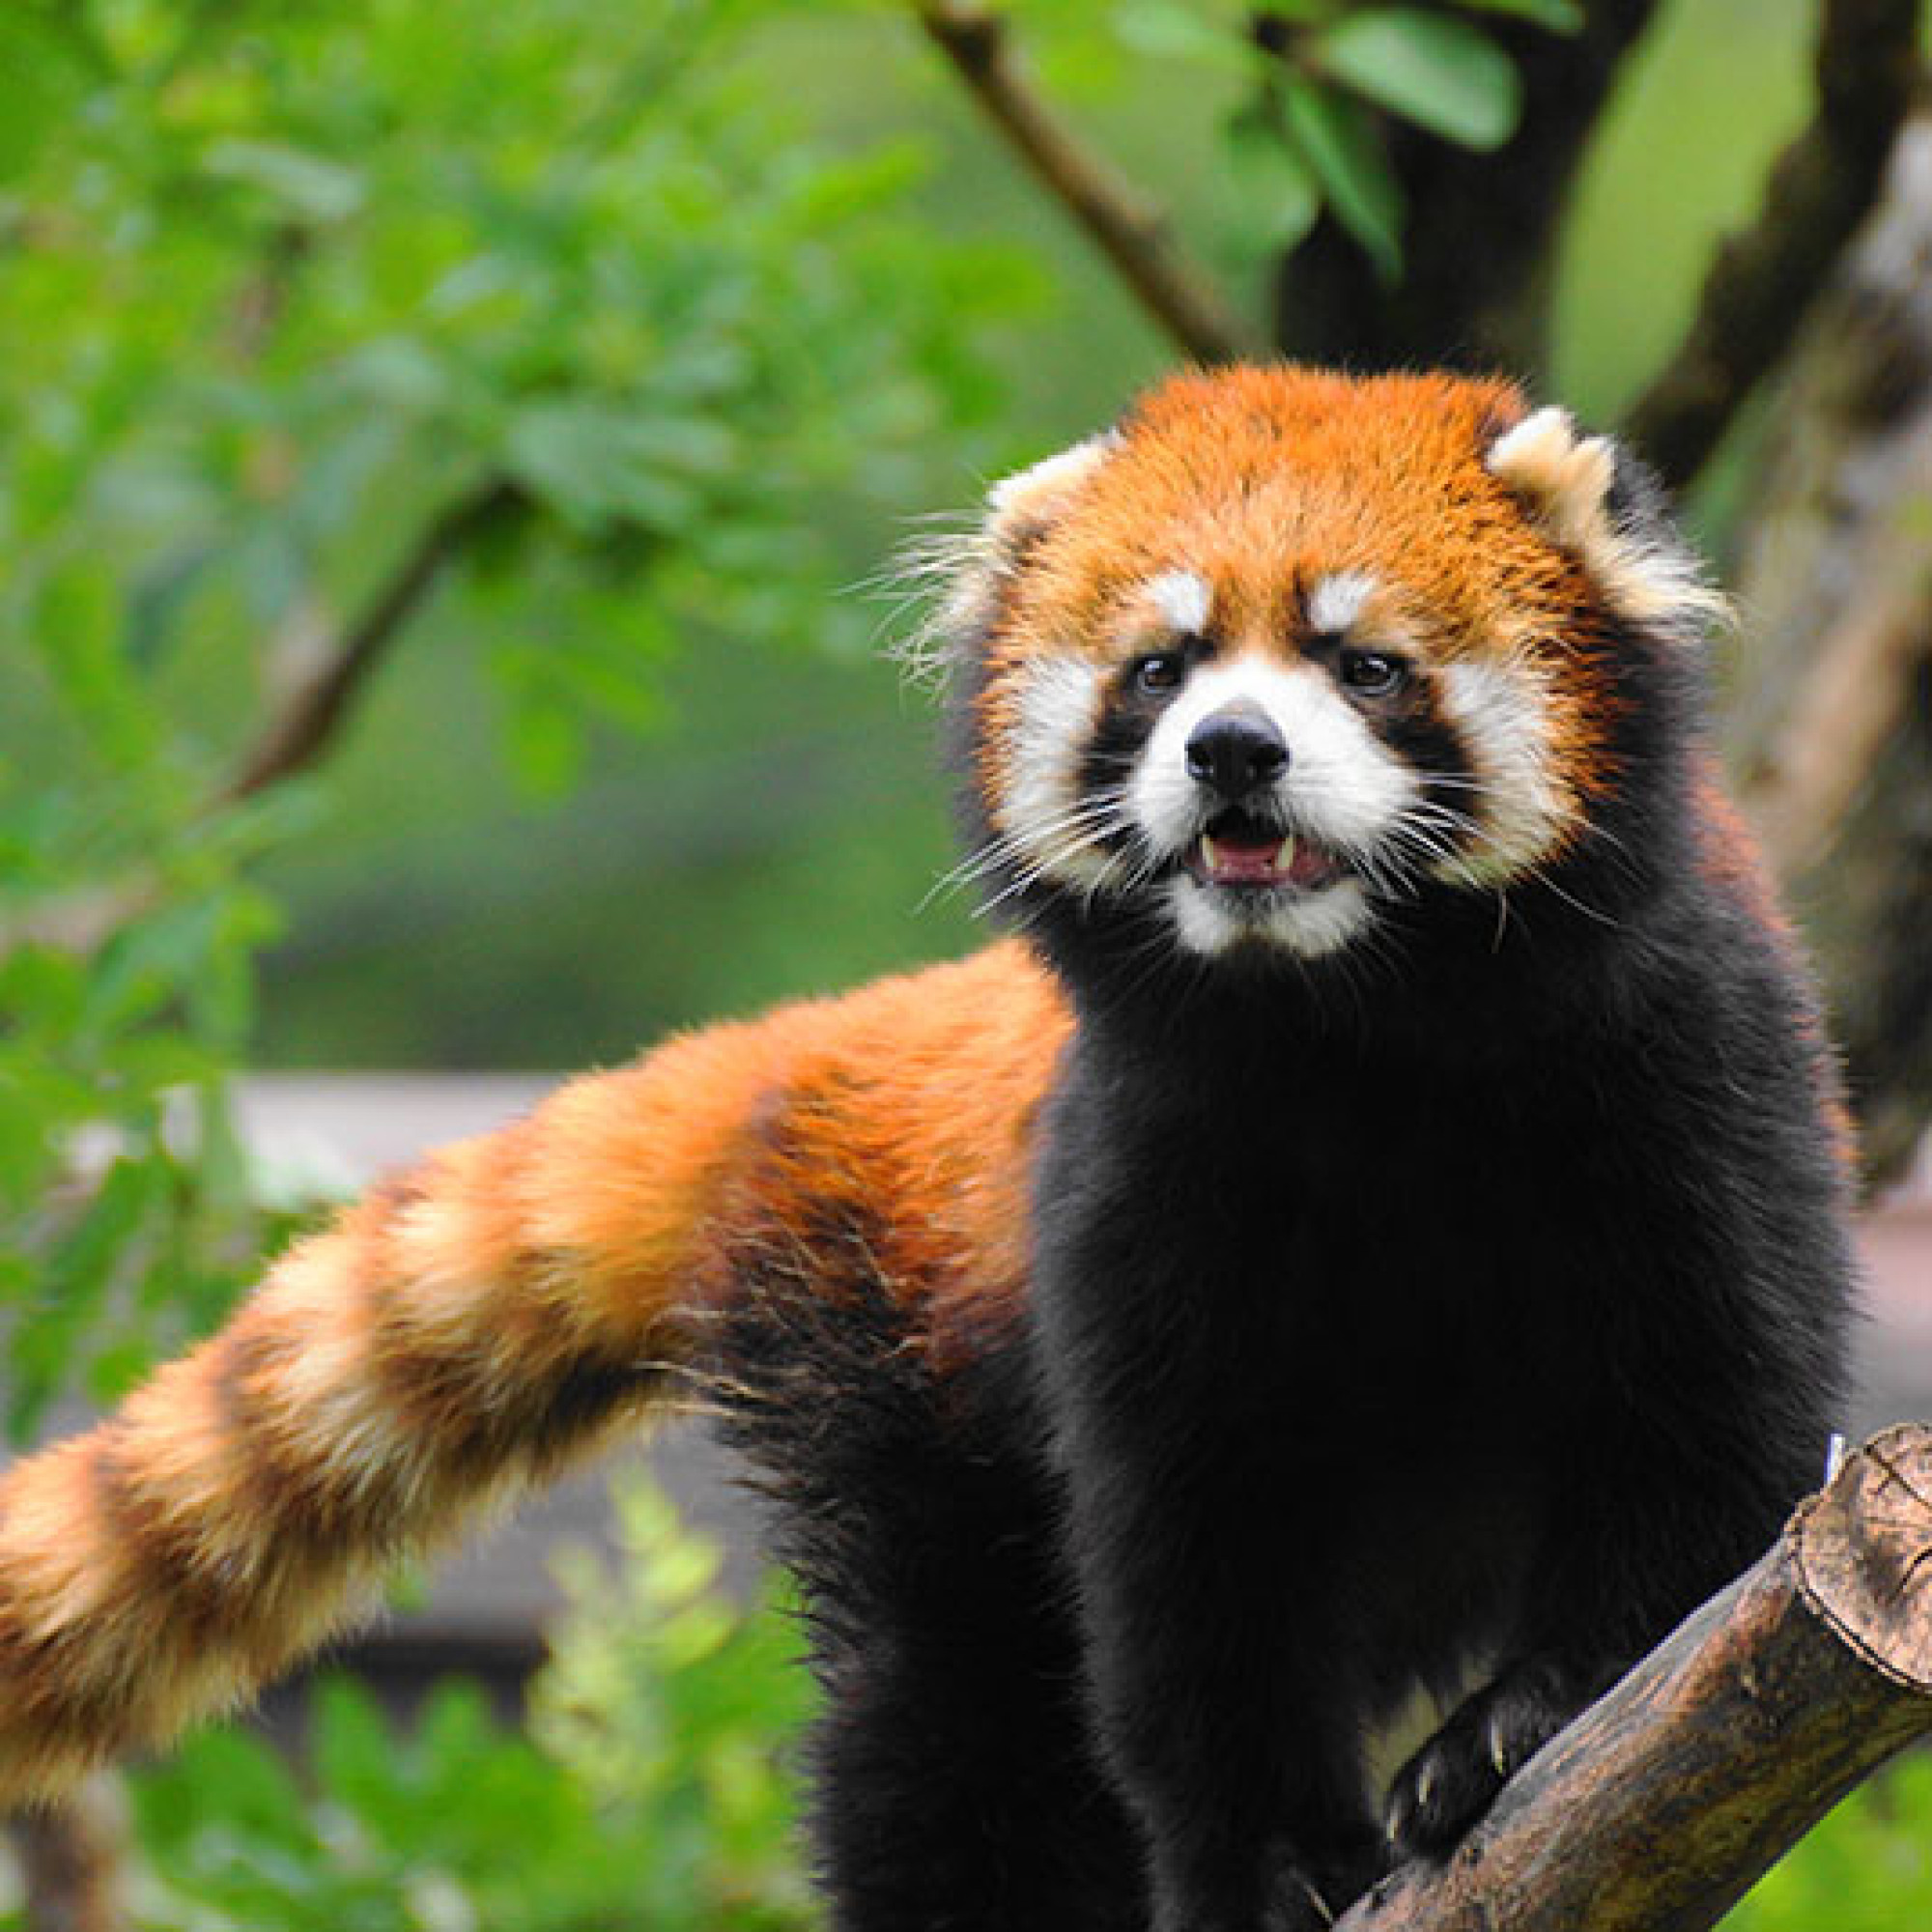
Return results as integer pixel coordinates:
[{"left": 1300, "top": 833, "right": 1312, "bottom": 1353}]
[
  {"left": 1276, "top": 1872, "right": 1336, "bottom": 1928},
  {"left": 1382, "top": 1786, "right": 1409, "bottom": 1848}
]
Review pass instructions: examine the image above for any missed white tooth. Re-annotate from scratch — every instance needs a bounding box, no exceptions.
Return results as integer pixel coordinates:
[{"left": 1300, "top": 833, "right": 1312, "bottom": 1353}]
[
  {"left": 1200, "top": 834, "right": 1221, "bottom": 871},
  {"left": 1275, "top": 834, "right": 1296, "bottom": 871}
]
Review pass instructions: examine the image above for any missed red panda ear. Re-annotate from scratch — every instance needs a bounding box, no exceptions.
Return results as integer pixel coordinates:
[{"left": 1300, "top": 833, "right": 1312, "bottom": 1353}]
[
  {"left": 980, "top": 432, "right": 1120, "bottom": 549},
  {"left": 1485, "top": 406, "right": 1731, "bottom": 639},
  {"left": 895, "top": 433, "right": 1119, "bottom": 685}
]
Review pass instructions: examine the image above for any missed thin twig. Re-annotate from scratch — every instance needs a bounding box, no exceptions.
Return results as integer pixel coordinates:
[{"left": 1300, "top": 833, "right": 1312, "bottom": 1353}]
[
  {"left": 213, "top": 474, "right": 526, "bottom": 807},
  {"left": 11, "top": 1776, "right": 127, "bottom": 1932},
  {"left": 914, "top": 1, "right": 1256, "bottom": 364},
  {"left": 4, "top": 475, "right": 527, "bottom": 955},
  {"left": 1623, "top": 0, "right": 1919, "bottom": 489}
]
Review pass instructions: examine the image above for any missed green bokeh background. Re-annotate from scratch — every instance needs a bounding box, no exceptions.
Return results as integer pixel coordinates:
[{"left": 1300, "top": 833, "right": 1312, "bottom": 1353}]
[{"left": 230, "top": 0, "right": 1812, "bottom": 1071}]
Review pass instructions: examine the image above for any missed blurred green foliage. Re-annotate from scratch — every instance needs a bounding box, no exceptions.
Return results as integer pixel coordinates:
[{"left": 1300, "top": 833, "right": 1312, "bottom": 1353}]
[
  {"left": 0, "top": 0, "right": 1820, "bottom": 1428},
  {"left": 1, "top": 0, "right": 1908, "bottom": 1922},
  {"left": 114, "top": 1474, "right": 816, "bottom": 1930},
  {"left": 1726, "top": 1752, "right": 1932, "bottom": 1930},
  {"left": 0, "top": 0, "right": 1037, "bottom": 1424}
]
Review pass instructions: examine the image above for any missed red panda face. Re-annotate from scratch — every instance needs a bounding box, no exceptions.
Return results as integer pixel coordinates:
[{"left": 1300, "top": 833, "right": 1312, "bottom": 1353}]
[{"left": 933, "top": 367, "right": 1724, "bottom": 962}]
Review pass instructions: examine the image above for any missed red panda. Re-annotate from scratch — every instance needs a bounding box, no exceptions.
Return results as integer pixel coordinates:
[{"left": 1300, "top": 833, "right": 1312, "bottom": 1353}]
[{"left": 0, "top": 367, "right": 1854, "bottom": 1932}]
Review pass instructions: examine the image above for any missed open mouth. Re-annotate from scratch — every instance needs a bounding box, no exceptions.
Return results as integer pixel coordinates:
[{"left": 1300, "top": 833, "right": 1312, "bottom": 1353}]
[{"left": 1182, "top": 810, "right": 1350, "bottom": 895}]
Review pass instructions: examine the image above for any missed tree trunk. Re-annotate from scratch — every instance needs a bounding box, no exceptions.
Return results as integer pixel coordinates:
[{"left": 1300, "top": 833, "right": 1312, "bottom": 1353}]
[{"left": 1728, "top": 119, "right": 1932, "bottom": 1190}]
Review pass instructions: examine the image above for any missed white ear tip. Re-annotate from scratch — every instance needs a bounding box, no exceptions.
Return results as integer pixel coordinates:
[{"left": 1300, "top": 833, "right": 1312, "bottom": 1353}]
[
  {"left": 984, "top": 433, "right": 1118, "bottom": 522},
  {"left": 1486, "top": 406, "right": 1577, "bottom": 485}
]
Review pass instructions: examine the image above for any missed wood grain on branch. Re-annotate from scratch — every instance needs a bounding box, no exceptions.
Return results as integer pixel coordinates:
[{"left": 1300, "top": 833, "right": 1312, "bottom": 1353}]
[
  {"left": 1338, "top": 1426, "right": 1932, "bottom": 1931},
  {"left": 914, "top": 2, "right": 1257, "bottom": 364},
  {"left": 1624, "top": 0, "right": 1919, "bottom": 490}
]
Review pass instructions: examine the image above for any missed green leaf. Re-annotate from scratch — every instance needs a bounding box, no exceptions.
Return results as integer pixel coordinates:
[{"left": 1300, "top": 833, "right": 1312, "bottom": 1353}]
[
  {"left": 1314, "top": 10, "right": 1521, "bottom": 151},
  {"left": 203, "top": 140, "right": 366, "bottom": 223},
  {"left": 1313, "top": 10, "right": 1520, "bottom": 150},
  {"left": 9, "top": 1157, "right": 160, "bottom": 1441},
  {"left": 502, "top": 400, "right": 708, "bottom": 533},
  {"left": 1222, "top": 99, "right": 1321, "bottom": 258},
  {"left": 29, "top": 566, "right": 165, "bottom": 781},
  {"left": 1114, "top": 2, "right": 1264, "bottom": 79},
  {"left": 0, "top": 14, "right": 96, "bottom": 185},
  {"left": 1278, "top": 74, "right": 1405, "bottom": 280},
  {"left": 1457, "top": 0, "right": 1583, "bottom": 31}
]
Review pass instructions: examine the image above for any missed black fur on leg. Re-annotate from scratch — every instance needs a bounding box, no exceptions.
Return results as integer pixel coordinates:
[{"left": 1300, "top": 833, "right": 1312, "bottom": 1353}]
[{"left": 709, "top": 1197, "right": 1146, "bottom": 1932}]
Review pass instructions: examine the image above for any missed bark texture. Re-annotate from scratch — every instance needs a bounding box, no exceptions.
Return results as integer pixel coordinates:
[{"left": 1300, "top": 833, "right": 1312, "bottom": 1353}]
[{"left": 1730, "top": 121, "right": 1932, "bottom": 1190}]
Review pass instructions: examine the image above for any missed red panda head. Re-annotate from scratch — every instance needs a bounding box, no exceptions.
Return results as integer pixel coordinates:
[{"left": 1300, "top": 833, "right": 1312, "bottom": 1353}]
[{"left": 927, "top": 365, "right": 1726, "bottom": 966}]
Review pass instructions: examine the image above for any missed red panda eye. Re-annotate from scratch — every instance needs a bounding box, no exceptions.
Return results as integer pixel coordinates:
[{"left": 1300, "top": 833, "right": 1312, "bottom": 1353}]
[
  {"left": 1135, "top": 653, "right": 1186, "bottom": 695},
  {"left": 1339, "top": 649, "right": 1404, "bottom": 696}
]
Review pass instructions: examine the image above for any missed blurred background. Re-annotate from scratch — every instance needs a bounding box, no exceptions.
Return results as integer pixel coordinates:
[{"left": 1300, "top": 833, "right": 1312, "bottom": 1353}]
[{"left": 2, "top": 0, "right": 1930, "bottom": 1925}]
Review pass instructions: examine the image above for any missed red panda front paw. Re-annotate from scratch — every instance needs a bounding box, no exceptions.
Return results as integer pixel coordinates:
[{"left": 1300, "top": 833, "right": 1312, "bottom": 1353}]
[{"left": 1382, "top": 1658, "right": 1588, "bottom": 1859}]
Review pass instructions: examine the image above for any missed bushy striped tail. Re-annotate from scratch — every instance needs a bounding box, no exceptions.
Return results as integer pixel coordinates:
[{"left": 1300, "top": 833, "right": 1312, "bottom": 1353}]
[{"left": 0, "top": 1016, "right": 795, "bottom": 1802}]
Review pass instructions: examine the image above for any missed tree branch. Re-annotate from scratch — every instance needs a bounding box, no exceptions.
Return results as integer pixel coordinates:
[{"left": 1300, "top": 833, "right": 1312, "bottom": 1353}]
[
  {"left": 913, "top": 1, "right": 1258, "bottom": 364},
  {"left": 2, "top": 475, "right": 527, "bottom": 956},
  {"left": 1337, "top": 1426, "right": 1932, "bottom": 1930},
  {"left": 1623, "top": 0, "right": 1919, "bottom": 490},
  {"left": 213, "top": 474, "right": 527, "bottom": 808},
  {"left": 10, "top": 1775, "right": 127, "bottom": 1932}
]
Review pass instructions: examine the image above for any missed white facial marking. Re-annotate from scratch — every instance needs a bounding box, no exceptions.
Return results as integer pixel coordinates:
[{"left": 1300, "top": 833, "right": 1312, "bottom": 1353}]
[
  {"left": 1162, "top": 872, "right": 1373, "bottom": 960},
  {"left": 1132, "top": 656, "right": 1418, "bottom": 862},
  {"left": 999, "top": 654, "right": 1112, "bottom": 887},
  {"left": 1131, "top": 653, "right": 1413, "bottom": 959},
  {"left": 1262, "top": 877, "right": 1372, "bottom": 957},
  {"left": 1435, "top": 661, "right": 1571, "bottom": 885},
  {"left": 1306, "top": 570, "right": 1377, "bottom": 636},
  {"left": 1147, "top": 568, "right": 1211, "bottom": 636},
  {"left": 1487, "top": 407, "right": 1730, "bottom": 637}
]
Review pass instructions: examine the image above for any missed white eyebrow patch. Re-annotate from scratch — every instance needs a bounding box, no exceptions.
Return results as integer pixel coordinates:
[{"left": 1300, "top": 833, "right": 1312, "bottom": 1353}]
[
  {"left": 1306, "top": 570, "right": 1376, "bottom": 635},
  {"left": 1147, "top": 569, "right": 1211, "bottom": 636}
]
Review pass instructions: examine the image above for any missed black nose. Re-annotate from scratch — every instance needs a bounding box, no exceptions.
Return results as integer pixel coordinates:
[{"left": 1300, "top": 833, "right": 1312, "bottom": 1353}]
[{"left": 1184, "top": 704, "right": 1289, "bottom": 800}]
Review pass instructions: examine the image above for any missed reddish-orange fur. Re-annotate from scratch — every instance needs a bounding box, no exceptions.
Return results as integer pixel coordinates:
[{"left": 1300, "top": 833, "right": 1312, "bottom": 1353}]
[
  {"left": 0, "top": 364, "right": 1749, "bottom": 1809},
  {"left": 0, "top": 942, "right": 1065, "bottom": 1799},
  {"left": 974, "top": 369, "right": 1623, "bottom": 861}
]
